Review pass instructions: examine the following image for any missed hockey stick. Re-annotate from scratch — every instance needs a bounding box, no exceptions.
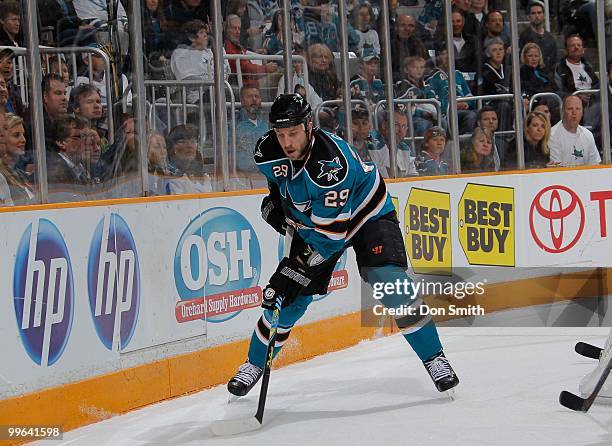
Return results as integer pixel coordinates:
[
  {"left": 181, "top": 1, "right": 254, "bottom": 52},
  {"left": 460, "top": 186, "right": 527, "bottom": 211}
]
[
  {"left": 575, "top": 342, "right": 602, "bottom": 360},
  {"left": 559, "top": 353, "right": 612, "bottom": 412},
  {"left": 210, "top": 227, "right": 294, "bottom": 436}
]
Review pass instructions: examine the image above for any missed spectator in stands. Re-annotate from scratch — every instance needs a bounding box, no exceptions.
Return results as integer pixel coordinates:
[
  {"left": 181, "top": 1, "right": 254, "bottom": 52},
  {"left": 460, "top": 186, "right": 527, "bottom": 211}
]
[
  {"left": 46, "top": 116, "right": 90, "bottom": 195},
  {"left": 453, "top": 0, "right": 480, "bottom": 38},
  {"left": 276, "top": 45, "right": 323, "bottom": 108},
  {"left": 476, "top": 105, "right": 503, "bottom": 169},
  {"left": 396, "top": 56, "right": 437, "bottom": 136},
  {"left": 38, "top": 0, "right": 96, "bottom": 47},
  {"left": 350, "top": 48, "right": 384, "bottom": 106},
  {"left": 450, "top": 10, "right": 482, "bottom": 78},
  {"left": 350, "top": 105, "right": 377, "bottom": 162},
  {"left": 554, "top": 34, "right": 599, "bottom": 104},
  {"left": 171, "top": 20, "right": 230, "bottom": 103},
  {"left": 469, "top": 0, "right": 487, "bottom": 29},
  {"left": 482, "top": 10, "right": 510, "bottom": 50},
  {"left": 225, "top": 0, "right": 263, "bottom": 49},
  {"left": 167, "top": 124, "right": 212, "bottom": 192},
  {"left": 371, "top": 107, "right": 417, "bottom": 177},
  {"left": 97, "top": 116, "right": 137, "bottom": 181},
  {"left": 461, "top": 126, "right": 498, "bottom": 172},
  {"left": 531, "top": 96, "right": 560, "bottom": 125},
  {"left": 75, "top": 43, "right": 131, "bottom": 110},
  {"left": 235, "top": 86, "right": 268, "bottom": 176},
  {"left": 520, "top": 42, "right": 555, "bottom": 100},
  {"left": 427, "top": 46, "right": 478, "bottom": 135},
  {"left": 415, "top": 125, "right": 448, "bottom": 176},
  {"left": 42, "top": 74, "right": 69, "bottom": 140},
  {"left": 224, "top": 14, "right": 278, "bottom": 89},
  {"left": 147, "top": 131, "right": 207, "bottom": 195},
  {"left": 80, "top": 126, "right": 103, "bottom": 181},
  {"left": 519, "top": 1, "right": 559, "bottom": 73},
  {"left": 350, "top": 2, "right": 380, "bottom": 54},
  {"left": 554, "top": 33, "right": 600, "bottom": 129},
  {"left": 143, "top": 0, "right": 172, "bottom": 59},
  {"left": 0, "top": 111, "right": 13, "bottom": 206},
  {"left": 0, "top": 1, "right": 22, "bottom": 46},
  {"left": 48, "top": 57, "right": 71, "bottom": 86},
  {"left": 390, "top": 14, "right": 429, "bottom": 82},
  {"left": 307, "top": 43, "right": 339, "bottom": 101},
  {"left": 302, "top": 2, "right": 349, "bottom": 52},
  {"left": 479, "top": 37, "right": 513, "bottom": 131},
  {"left": 549, "top": 95, "right": 601, "bottom": 166},
  {"left": 0, "top": 77, "right": 10, "bottom": 113},
  {"left": 71, "top": 84, "right": 105, "bottom": 137},
  {"left": 523, "top": 110, "right": 553, "bottom": 169},
  {"left": 0, "top": 48, "right": 24, "bottom": 117},
  {"left": 1, "top": 113, "right": 34, "bottom": 204},
  {"left": 263, "top": 9, "right": 302, "bottom": 55},
  {"left": 72, "top": 0, "right": 128, "bottom": 28},
  {"left": 377, "top": 0, "right": 399, "bottom": 40}
]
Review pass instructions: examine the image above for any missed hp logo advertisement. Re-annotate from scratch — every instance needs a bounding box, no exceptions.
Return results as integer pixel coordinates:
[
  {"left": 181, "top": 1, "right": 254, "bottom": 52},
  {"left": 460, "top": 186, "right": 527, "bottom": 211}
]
[
  {"left": 174, "top": 207, "right": 262, "bottom": 323},
  {"left": 88, "top": 213, "right": 140, "bottom": 352},
  {"left": 13, "top": 219, "right": 74, "bottom": 367}
]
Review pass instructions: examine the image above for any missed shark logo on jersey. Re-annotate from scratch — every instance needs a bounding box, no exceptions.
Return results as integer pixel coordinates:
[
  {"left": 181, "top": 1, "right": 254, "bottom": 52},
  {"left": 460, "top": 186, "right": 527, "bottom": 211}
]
[
  {"left": 254, "top": 146, "right": 263, "bottom": 158},
  {"left": 317, "top": 157, "right": 343, "bottom": 182}
]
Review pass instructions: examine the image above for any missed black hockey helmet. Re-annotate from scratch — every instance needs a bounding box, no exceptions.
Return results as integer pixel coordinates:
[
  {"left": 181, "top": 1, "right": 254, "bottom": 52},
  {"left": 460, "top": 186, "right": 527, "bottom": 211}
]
[{"left": 269, "top": 93, "right": 312, "bottom": 129}]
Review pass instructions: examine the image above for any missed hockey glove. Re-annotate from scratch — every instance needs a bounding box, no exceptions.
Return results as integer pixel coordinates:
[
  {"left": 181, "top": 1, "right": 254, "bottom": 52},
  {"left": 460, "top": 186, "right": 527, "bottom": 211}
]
[
  {"left": 262, "top": 257, "right": 312, "bottom": 310},
  {"left": 261, "top": 193, "right": 286, "bottom": 235}
]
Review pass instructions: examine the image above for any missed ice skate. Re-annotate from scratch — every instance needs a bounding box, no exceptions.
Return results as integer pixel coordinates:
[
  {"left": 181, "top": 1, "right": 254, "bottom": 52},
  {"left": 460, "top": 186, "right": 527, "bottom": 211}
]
[
  {"left": 423, "top": 351, "right": 459, "bottom": 395},
  {"left": 227, "top": 362, "right": 263, "bottom": 397}
]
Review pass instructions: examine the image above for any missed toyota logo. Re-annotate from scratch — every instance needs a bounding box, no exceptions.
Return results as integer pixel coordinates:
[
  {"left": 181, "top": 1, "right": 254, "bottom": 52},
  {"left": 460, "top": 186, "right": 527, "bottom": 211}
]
[{"left": 529, "top": 185, "right": 585, "bottom": 253}]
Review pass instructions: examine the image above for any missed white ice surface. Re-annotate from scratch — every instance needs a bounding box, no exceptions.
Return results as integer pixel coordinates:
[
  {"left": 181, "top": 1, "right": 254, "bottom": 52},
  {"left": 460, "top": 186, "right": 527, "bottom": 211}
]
[{"left": 37, "top": 327, "right": 612, "bottom": 446}]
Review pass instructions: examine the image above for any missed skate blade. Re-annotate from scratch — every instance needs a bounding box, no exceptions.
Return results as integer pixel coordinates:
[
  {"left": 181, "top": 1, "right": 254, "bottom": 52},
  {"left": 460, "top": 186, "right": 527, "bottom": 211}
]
[
  {"left": 443, "top": 388, "right": 456, "bottom": 400},
  {"left": 227, "top": 394, "right": 240, "bottom": 404}
]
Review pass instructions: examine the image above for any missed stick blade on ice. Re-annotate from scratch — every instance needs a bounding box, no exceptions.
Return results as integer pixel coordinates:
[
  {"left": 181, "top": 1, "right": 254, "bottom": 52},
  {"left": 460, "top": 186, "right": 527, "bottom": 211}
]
[
  {"left": 209, "top": 416, "right": 262, "bottom": 436},
  {"left": 559, "top": 390, "right": 588, "bottom": 412}
]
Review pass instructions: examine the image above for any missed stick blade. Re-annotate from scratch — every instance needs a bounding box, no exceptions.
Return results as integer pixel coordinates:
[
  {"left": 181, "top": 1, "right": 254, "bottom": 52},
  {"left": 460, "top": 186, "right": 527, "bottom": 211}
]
[
  {"left": 209, "top": 416, "right": 263, "bottom": 436},
  {"left": 559, "top": 390, "right": 588, "bottom": 412}
]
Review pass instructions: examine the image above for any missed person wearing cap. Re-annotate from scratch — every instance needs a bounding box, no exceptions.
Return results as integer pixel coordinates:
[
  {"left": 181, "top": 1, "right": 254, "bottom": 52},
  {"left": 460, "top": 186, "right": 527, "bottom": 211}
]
[
  {"left": 350, "top": 48, "right": 384, "bottom": 106},
  {"left": 415, "top": 126, "right": 449, "bottom": 176},
  {"left": 75, "top": 43, "right": 132, "bottom": 110},
  {"left": 226, "top": 93, "right": 459, "bottom": 399},
  {"left": 350, "top": 105, "right": 390, "bottom": 178},
  {"left": 519, "top": 0, "right": 558, "bottom": 73}
]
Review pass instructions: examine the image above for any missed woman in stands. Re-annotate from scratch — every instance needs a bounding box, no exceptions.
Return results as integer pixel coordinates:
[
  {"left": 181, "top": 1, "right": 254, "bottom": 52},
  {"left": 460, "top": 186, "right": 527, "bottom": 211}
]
[
  {"left": 519, "top": 42, "right": 555, "bottom": 100},
  {"left": 523, "top": 110, "right": 553, "bottom": 169},
  {"left": 479, "top": 37, "right": 513, "bottom": 131},
  {"left": 0, "top": 113, "right": 34, "bottom": 204},
  {"left": 461, "top": 126, "right": 498, "bottom": 173},
  {"left": 263, "top": 10, "right": 302, "bottom": 55},
  {"left": 307, "top": 43, "right": 340, "bottom": 101}
]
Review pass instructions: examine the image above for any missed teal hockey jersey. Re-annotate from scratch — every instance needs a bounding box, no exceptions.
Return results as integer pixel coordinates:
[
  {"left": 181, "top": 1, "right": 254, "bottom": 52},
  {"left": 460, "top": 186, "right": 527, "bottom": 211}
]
[{"left": 254, "top": 128, "right": 396, "bottom": 259}]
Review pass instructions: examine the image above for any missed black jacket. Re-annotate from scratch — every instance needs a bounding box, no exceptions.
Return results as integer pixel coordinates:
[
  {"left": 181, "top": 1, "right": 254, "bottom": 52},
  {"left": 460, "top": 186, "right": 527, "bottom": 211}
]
[
  {"left": 554, "top": 57, "right": 599, "bottom": 98},
  {"left": 520, "top": 64, "right": 555, "bottom": 99}
]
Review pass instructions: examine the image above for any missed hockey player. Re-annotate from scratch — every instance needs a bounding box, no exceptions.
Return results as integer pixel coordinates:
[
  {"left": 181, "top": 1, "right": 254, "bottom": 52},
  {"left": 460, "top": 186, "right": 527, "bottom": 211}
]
[{"left": 227, "top": 94, "right": 459, "bottom": 397}]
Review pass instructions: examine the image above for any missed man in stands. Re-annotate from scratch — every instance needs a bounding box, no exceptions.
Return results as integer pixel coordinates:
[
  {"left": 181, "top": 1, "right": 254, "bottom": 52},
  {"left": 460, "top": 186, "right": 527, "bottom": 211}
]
[
  {"left": 224, "top": 14, "right": 278, "bottom": 88},
  {"left": 549, "top": 95, "right": 600, "bottom": 167},
  {"left": 71, "top": 84, "right": 105, "bottom": 138},
  {"left": 483, "top": 10, "right": 510, "bottom": 50},
  {"left": 519, "top": 0, "right": 558, "bottom": 73},
  {"left": 42, "top": 74, "right": 69, "bottom": 146},
  {"left": 390, "top": 14, "right": 429, "bottom": 82},
  {"left": 235, "top": 85, "right": 269, "bottom": 182},
  {"left": 47, "top": 116, "right": 90, "bottom": 198}
]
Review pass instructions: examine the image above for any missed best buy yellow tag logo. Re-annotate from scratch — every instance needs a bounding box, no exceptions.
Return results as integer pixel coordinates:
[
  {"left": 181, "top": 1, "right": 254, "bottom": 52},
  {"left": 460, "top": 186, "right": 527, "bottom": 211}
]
[
  {"left": 404, "top": 188, "right": 451, "bottom": 275},
  {"left": 458, "top": 183, "right": 515, "bottom": 266}
]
